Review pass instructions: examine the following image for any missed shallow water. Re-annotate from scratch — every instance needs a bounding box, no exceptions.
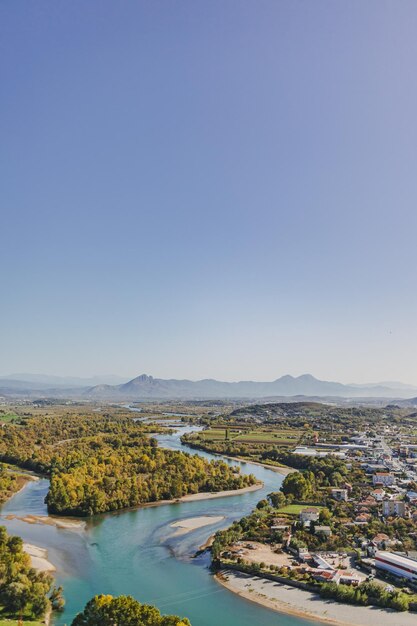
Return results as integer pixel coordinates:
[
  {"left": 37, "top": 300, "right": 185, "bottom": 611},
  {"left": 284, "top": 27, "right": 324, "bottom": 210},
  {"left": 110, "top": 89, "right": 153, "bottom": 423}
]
[{"left": 0, "top": 424, "right": 320, "bottom": 626}]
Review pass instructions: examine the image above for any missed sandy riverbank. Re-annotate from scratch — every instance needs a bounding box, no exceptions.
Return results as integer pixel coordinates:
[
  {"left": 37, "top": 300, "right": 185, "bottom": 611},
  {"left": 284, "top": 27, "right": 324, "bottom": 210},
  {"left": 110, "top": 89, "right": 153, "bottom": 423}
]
[
  {"left": 170, "top": 515, "right": 225, "bottom": 536},
  {"left": 188, "top": 447, "right": 295, "bottom": 476},
  {"left": 197, "top": 533, "right": 216, "bottom": 552},
  {"left": 142, "top": 481, "right": 263, "bottom": 509},
  {"left": 23, "top": 543, "right": 56, "bottom": 573},
  {"left": 216, "top": 570, "right": 417, "bottom": 626},
  {"left": 3, "top": 513, "right": 86, "bottom": 530},
  {"left": 229, "top": 457, "right": 295, "bottom": 476}
]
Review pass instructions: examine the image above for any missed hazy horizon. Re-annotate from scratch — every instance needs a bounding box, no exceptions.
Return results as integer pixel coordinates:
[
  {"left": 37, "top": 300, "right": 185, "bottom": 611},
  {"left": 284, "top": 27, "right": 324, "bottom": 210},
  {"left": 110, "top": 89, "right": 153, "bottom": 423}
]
[
  {"left": 2, "top": 2, "right": 417, "bottom": 385},
  {"left": 1, "top": 370, "right": 417, "bottom": 389}
]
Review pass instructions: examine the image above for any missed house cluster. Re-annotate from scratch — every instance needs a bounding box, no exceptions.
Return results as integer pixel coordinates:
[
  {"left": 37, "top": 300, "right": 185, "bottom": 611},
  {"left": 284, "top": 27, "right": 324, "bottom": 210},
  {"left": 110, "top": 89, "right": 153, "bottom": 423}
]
[
  {"left": 289, "top": 546, "right": 363, "bottom": 586},
  {"left": 357, "top": 444, "right": 417, "bottom": 522},
  {"left": 291, "top": 432, "right": 417, "bottom": 582}
]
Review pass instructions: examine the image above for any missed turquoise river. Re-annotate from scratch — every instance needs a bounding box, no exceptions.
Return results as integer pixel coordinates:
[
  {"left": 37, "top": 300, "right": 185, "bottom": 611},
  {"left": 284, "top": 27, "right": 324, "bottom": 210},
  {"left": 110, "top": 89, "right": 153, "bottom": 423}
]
[{"left": 0, "top": 423, "right": 321, "bottom": 626}]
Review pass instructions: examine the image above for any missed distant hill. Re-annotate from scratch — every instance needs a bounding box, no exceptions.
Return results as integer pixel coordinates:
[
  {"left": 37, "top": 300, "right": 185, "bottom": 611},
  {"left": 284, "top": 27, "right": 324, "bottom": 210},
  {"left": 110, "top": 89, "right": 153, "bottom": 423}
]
[
  {"left": 395, "top": 396, "right": 417, "bottom": 408},
  {"left": 83, "top": 373, "right": 417, "bottom": 400},
  {"left": 1, "top": 372, "right": 416, "bottom": 401},
  {"left": 0, "top": 374, "right": 129, "bottom": 388}
]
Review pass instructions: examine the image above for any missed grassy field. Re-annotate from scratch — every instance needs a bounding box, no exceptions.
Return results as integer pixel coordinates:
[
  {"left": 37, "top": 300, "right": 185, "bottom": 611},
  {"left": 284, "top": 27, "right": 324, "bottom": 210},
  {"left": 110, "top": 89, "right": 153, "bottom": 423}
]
[
  {"left": 199, "top": 427, "right": 302, "bottom": 447},
  {"left": 275, "top": 504, "right": 323, "bottom": 515},
  {"left": 0, "top": 413, "right": 19, "bottom": 423}
]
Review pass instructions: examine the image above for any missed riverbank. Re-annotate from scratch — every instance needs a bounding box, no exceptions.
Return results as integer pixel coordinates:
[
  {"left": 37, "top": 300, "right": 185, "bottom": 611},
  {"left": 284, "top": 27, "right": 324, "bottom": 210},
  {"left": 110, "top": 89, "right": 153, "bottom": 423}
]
[
  {"left": 141, "top": 481, "right": 263, "bottom": 509},
  {"left": 0, "top": 472, "right": 39, "bottom": 507},
  {"left": 180, "top": 442, "right": 295, "bottom": 476},
  {"left": 23, "top": 543, "right": 56, "bottom": 573},
  {"left": 216, "top": 570, "right": 417, "bottom": 626},
  {"left": 3, "top": 513, "right": 86, "bottom": 530},
  {"left": 226, "top": 456, "right": 295, "bottom": 476}
]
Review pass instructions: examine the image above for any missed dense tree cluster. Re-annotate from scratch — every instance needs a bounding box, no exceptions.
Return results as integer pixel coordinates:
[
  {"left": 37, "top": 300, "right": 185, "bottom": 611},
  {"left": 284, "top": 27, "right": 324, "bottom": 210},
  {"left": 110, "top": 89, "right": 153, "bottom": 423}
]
[
  {"left": 0, "top": 526, "right": 55, "bottom": 620},
  {"left": 261, "top": 451, "right": 348, "bottom": 475},
  {"left": 320, "top": 581, "right": 412, "bottom": 612},
  {"left": 0, "top": 463, "right": 25, "bottom": 504},
  {"left": 0, "top": 413, "right": 256, "bottom": 516},
  {"left": 71, "top": 594, "right": 191, "bottom": 626}
]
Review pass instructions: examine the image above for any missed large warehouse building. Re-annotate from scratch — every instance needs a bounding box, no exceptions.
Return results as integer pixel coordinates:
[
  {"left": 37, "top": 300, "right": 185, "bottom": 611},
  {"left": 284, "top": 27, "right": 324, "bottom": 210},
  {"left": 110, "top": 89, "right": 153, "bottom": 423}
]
[{"left": 375, "top": 551, "right": 417, "bottom": 582}]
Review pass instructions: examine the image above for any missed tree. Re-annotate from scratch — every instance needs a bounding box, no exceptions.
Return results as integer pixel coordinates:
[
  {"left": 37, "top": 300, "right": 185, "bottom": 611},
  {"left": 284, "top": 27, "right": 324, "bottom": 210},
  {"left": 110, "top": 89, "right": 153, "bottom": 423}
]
[
  {"left": 71, "top": 595, "right": 191, "bottom": 626},
  {"left": 319, "top": 507, "right": 332, "bottom": 523},
  {"left": 281, "top": 472, "right": 310, "bottom": 500},
  {"left": 0, "top": 526, "right": 53, "bottom": 620},
  {"left": 268, "top": 491, "right": 286, "bottom": 508}
]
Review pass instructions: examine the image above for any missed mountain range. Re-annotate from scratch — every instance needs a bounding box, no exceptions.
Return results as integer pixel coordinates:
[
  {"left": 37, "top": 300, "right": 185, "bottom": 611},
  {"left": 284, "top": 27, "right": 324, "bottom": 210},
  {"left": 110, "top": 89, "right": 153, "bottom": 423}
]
[
  {"left": 0, "top": 373, "right": 128, "bottom": 388},
  {"left": 84, "top": 373, "right": 417, "bottom": 400},
  {"left": 1, "top": 373, "right": 416, "bottom": 401}
]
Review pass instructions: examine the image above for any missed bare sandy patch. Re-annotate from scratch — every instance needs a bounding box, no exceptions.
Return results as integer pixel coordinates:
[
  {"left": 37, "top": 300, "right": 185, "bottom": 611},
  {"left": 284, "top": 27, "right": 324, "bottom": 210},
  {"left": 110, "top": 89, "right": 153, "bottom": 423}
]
[
  {"left": 23, "top": 543, "right": 55, "bottom": 573},
  {"left": 4, "top": 513, "right": 85, "bottom": 530},
  {"left": 170, "top": 515, "right": 225, "bottom": 536},
  {"left": 237, "top": 541, "right": 293, "bottom": 568}
]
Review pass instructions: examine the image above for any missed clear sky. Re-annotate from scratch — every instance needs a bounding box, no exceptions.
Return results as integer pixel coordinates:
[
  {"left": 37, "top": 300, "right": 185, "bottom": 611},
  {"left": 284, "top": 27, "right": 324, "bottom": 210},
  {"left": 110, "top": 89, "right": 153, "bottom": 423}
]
[{"left": 1, "top": 1, "right": 417, "bottom": 384}]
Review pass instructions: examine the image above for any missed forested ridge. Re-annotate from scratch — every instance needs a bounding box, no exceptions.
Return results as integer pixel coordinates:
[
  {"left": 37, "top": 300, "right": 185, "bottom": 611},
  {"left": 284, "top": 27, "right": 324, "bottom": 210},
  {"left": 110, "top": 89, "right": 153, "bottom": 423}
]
[{"left": 0, "top": 412, "right": 256, "bottom": 516}]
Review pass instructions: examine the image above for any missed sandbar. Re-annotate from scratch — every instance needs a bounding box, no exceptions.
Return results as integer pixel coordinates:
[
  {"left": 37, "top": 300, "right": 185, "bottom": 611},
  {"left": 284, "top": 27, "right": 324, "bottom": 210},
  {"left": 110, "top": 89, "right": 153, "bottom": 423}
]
[
  {"left": 4, "top": 513, "right": 86, "bottom": 530},
  {"left": 23, "top": 543, "right": 56, "bottom": 573},
  {"left": 170, "top": 515, "right": 225, "bottom": 536}
]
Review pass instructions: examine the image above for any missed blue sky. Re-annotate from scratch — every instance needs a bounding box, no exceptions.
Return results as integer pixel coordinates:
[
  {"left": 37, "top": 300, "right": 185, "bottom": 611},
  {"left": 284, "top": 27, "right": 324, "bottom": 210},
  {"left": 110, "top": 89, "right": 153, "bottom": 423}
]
[{"left": 1, "top": 1, "right": 417, "bottom": 384}]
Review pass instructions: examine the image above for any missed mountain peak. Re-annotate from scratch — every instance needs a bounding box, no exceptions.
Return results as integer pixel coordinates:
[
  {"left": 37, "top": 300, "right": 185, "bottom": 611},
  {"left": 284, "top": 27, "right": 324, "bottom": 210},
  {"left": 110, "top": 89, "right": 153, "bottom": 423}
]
[{"left": 129, "top": 374, "right": 154, "bottom": 384}]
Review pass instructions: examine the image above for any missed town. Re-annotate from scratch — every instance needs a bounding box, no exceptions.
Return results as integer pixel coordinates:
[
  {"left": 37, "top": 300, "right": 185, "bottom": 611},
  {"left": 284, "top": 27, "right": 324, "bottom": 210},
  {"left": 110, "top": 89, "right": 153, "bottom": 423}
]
[{"left": 184, "top": 401, "right": 417, "bottom": 612}]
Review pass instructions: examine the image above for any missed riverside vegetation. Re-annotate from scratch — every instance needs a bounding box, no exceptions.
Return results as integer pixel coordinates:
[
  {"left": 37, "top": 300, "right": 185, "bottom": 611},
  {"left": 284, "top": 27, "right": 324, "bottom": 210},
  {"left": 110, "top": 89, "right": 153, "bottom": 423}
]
[
  {"left": 0, "top": 526, "right": 64, "bottom": 622},
  {"left": 71, "top": 594, "right": 191, "bottom": 626},
  {"left": 0, "top": 408, "right": 256, "bottom": 516},
  {"left": 0, "top": 463, "right": 29, "bottom": 504}
]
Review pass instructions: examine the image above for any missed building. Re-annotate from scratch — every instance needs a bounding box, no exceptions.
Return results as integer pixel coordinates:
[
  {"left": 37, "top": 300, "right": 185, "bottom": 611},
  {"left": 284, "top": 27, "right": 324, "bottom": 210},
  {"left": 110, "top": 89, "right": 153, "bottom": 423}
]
[
  {"left": 400, "top": 445, "right": 417, "bottom": 457},
  {"left": 300, "top": 507, "right": 320, "bottom": 523},
  {"left": 373, "top": 473, "right": 394, "bottom": 487},
  {"left": 375, "top": 551, "right": 417, "bottom": 582},
  {"left": 312, "top": 554, "right": 334, "bottom": 570},
  {"left": 371, "top": 488, "right": 386, "bottom": 501},
  {"left": 358, "top": 496, "right": 377, "bottom": 509},
  {"left": 382, "top": 500, "right": 406, "bottom": 518},
  {"left": 407, "top": 490, "right": 417, "bottom": 503},
  {"left": 312, "top": 569, "right": 339, "bottom": 583},
  {"left": 338, "top": 571, "right": 362, "bottom": 586},
  {"left": 315, "top": 525, "right": 332, "bottom": 537},
  {"left": 298, "top": 547, "right": 311, "bottom": 561},
  {"left": 371, "top": 533, "right": 394, "bottom": 549},
  {"left": 330, "top": 488, "right": 348, "bottom": 501}
]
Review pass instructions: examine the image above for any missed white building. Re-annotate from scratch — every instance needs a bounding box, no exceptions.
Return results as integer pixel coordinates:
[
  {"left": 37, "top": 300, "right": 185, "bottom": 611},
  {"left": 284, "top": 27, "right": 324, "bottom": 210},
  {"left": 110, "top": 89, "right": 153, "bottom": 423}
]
[
  {"left": 330, "top": 488, "right": 348, "bottom": 501},
  {"left": 373, "top": 473, "right": 394, "bottom": 486},
  {"left": 382, "top": 500, "right": 406, "bottom": 518},
  {"left": 375, "top": 551, "right": 417, "bottom": 582},
  {"left": 371, "top": 488, "right": 386, "bottom": 501},
  {"left": 300, "top": 507, "right": 320, "bottom": 523}
]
